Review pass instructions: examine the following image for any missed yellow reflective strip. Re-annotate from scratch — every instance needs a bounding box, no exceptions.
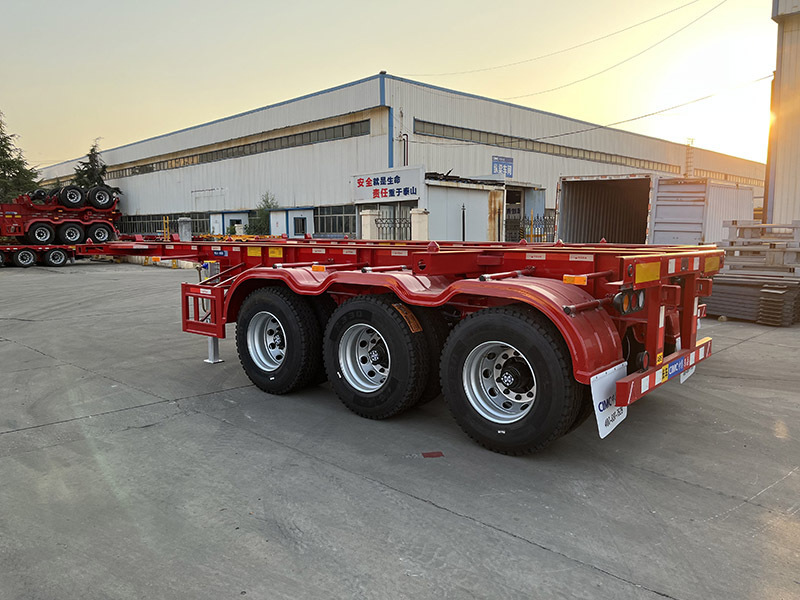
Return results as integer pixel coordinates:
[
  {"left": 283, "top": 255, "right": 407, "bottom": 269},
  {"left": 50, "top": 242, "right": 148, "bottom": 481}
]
[
  {"left": 635, "top": 261, "right": 661, "bottom": 284},
  {"left": 704, "top": 256, "right": 719, "bottom": 273},
  {"left": 563, "top": 274, "right": 588, "bottom": 285}
]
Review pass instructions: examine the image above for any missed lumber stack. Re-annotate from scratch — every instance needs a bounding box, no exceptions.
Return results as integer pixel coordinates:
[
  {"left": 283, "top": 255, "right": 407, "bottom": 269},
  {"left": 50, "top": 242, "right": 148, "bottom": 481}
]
[{"left": 705, "top": 221, "right": 800, "bottom": 326}]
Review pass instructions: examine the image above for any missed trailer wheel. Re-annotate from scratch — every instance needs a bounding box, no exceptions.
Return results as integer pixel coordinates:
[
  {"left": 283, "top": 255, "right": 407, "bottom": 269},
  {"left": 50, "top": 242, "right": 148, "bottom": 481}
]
[
  {"left": 87, "top": 186, "right": 114, "bottom": 209},
  {"left": 43, "top": 248, "right": 68, "bottom": 267},
  {"left": 31, "top": 188, "right": 48, "bottom": 201},
  {"left": 236, "top": 286, "right": 321, "bottom": 395},
  {"left": 0, "top": 252, "right": 6, "bottom": 267},
  {"left": 26, "top": 222, "right": 56, "bottom": 244},
  {"left": 440, "top": 306, "right": 581, "bottom": 455},
  {"left": 324, "top": 295, "right": 430, "bottom": 419},
  {"left": 409, "top": 306, "right": 451, "bottom": 404},
  {"left": 12, "top": 249, "right": 36, "bottom": 268},
  {"left": 567, "top": 385, "right": 594, "bottom": 433},
  {"left": 59, "top": 185, "right": 85, "bottom": 208},
  {"left": 58, "top": 223, "right": 85, "bottom": 244},
  {"left": 86, "top": 223, "right": 114, "bottom": 243}
]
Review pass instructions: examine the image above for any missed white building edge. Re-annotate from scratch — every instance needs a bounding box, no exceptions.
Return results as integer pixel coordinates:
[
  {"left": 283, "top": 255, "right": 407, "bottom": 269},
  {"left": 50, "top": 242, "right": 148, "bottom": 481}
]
[{"left": 40, "top": 73, "right": 766, "bottom": 241}]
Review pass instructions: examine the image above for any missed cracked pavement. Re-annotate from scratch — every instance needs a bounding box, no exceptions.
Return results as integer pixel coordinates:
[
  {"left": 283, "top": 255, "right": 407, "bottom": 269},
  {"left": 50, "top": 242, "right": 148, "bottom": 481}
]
[{"left": 0, "top": 262, "right": 798, "bottom": 599}]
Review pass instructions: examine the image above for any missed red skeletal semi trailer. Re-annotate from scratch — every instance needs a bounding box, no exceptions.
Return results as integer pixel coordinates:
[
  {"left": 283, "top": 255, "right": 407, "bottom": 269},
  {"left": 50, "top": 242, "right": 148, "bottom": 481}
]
[
  {"left": 171, "top": 236, "right": 724, "bottom": 454},
  {"left": 0, "top": 186, "right": 120, "bottom": 267}
]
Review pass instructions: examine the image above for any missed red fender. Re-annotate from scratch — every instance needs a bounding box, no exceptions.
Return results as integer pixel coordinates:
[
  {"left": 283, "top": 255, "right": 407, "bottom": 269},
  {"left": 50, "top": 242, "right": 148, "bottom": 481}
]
[{"left": 224, "top": 268, "right": 623, "bottom": 385}]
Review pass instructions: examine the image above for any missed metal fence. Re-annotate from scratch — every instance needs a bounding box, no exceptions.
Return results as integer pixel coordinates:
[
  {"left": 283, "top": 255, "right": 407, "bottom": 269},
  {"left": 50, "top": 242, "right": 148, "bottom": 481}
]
[
  {"left": 376, "top": 217, "right": 412, "bottom": 240},
  {"left": 505, "top": 214, "right": 556, "bottom": 243},
  {"left": 117, "top": 213, "right": 211, "bottom": 236}
]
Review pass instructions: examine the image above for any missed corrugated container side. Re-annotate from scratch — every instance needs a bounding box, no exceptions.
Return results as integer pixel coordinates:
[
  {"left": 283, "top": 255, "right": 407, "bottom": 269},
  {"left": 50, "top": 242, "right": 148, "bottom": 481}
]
[
  {"left": 704, "top": 183, "right": 754, "bottom": 243},
  {"left": 558, "top": 176, "right": 650, "bottom": 243}
]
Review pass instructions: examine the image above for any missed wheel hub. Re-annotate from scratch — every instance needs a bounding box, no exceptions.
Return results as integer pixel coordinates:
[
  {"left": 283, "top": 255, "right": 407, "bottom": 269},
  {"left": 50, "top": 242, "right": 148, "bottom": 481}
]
[
  {"left": 462, "top": 341, "right": 537, "bottom": 424},
  {"left": 247, "top": 311, "right": 287, "bottom": 372},
  {"left": 338, "top": 324, "right": 391, "bottom": 393}
]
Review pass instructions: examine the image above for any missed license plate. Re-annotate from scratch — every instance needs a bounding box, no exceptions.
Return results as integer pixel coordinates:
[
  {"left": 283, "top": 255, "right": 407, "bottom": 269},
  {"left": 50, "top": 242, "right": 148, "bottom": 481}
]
[
  {"left": 590, "top": 362, "right": 628, "bottom": 439},
  {"left": 680, "top": 365, "right": 696, "bottom": 384}
]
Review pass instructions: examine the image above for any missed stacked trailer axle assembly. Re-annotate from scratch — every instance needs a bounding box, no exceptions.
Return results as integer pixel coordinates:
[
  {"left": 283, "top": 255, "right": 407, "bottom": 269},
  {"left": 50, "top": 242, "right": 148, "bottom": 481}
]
[{"left": 0, "top": 187, "right": 121, "bottom": 264}]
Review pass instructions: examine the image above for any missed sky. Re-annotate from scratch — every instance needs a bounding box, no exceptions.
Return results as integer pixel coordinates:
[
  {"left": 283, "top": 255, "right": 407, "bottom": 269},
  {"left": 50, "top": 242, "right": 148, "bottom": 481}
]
[{"left": 0, "top": 0, "right": 778, "bottom": 170}]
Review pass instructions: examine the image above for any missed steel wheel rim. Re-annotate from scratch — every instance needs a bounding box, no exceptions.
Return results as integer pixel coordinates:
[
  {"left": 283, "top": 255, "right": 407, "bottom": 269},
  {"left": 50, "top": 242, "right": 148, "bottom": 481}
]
[
  {"left": 94, "top": 227, "right": 109, "bottom": 242},
  {"left": 65, "top": 189, "right": 80, "bottom": 204},
  {"left": 33, "top": 227, "right": 49, "bottom": 242},
  {"left": 338, "top": 323, "right": 391, "bottom": 393},
  {"left": 96, "top": 190, "right": 110, "bottom": 205},
  {"left": 247, "top": 311, "right": 287, "bottom": 372},
  {"left": 63, "top": 227, "right": 81, "bottom": 242},
  {"left": 49, "top": 250, "right": 66, "bottom": 265},
  {"left": 18, "top": 251, "right": 35, "bottom": 266},
  {"left": 462, "top": 340, "right": 537, "bottom": 424}
]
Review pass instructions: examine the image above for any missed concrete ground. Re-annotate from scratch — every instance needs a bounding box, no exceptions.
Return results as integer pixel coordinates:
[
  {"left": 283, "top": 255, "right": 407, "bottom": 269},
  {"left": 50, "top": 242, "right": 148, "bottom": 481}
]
[{"left": 0, "top": 261, "right": 798, "bottom": 600}]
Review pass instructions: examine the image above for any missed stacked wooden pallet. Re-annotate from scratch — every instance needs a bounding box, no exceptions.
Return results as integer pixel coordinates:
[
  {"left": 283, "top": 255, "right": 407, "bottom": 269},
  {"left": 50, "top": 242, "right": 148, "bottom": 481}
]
[
  {"left": 705, "top": 220, "right": 800, "bottom": 326},
  {"left": 719, "top": 219, "right": 800, "bottom": 276}
]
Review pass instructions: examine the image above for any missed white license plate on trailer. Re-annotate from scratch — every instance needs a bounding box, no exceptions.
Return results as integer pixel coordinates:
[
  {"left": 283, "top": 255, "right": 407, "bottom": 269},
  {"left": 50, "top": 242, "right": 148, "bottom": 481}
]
[
  {"left": 680, "top": 365, "right": 696, "bottom": 384},
  {"left": 590, "top": 362, "right": 628, "bottom": 439}
]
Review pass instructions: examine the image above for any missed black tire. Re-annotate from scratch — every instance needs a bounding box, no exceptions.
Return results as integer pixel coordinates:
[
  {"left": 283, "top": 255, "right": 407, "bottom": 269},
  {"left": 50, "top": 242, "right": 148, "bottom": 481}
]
[
  {"left": 236, "top": 286, "right": 322, "bottom": 395},
  {"left": 87, "top": 186, "right": 114, "bottom": 209},
  {"left": 43, "top": 248, "right": 69, "bottom": 267},
  {"left": 12, "top": 249, "right": 36, "bottom": 268},
  {"left": 307, "top": 294, "right": 337, "bottom": 384},
  {"left": 323, "top": 295, "right": 430, "bottom": 420},
  {"left": 49, "top": 188, "right": 62, "bottom": 201},
  {"left": 440, "top": 306, "right": 581, "bottom": 455},
  {"left": 59, "top": 185, "right": 85, "bottom": 208},
  {"left": 86, "top": 223, "right": 114, "bottom": 243},
  {"left": 567, "top": 385, "right": 594, "bottom": 433},
  {"left": 31, "top": 189, "right": 48, "bottom": 201},
  {"left": 0, "top": 252, "right": 6, "bottom": 267},
  {"left": 58, "top": 223, "right": 85, "bottom": 244},
  {"left": 26, "top": 222, "right": 56, "bottom": 244},
  {"left": 409, "top": 305, "right": 451, "bottom": 404}
]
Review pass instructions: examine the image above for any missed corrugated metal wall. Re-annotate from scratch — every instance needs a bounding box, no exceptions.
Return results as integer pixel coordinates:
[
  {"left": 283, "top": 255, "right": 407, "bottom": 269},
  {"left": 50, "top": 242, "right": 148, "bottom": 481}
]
[
  {"left": 39, "top": 75, "right": 767, "bottom": 225},
  {"left": 106, "top": 132, "right": 387, "bottom": 215},
  {"left": 386, "top": 78, "right": 764, "bottom": 211},
  {"left": 771, "top": 12, "right": 800, "bottom": 223},
  {"left": 559, "top": 178, "right": 651, "bottom": 243}
]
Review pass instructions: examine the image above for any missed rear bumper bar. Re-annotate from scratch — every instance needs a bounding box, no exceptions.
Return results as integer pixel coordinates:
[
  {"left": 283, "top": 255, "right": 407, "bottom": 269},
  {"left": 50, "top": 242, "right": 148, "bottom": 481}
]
[{"left": 615, "top": 336, "right": 712, "bottom": 406}]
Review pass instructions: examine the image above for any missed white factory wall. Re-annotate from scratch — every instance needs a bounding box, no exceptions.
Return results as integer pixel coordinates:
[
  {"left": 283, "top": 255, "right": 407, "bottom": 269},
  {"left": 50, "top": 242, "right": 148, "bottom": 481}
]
[
  {"left": 386, "top": 77, "right": 765, "bottom": 208},
  {"left": 103, "top": 128, "right": 388, "bottom": 215},
  {"left": 39, "top": 74, "right": 766, "bottom": 222}
]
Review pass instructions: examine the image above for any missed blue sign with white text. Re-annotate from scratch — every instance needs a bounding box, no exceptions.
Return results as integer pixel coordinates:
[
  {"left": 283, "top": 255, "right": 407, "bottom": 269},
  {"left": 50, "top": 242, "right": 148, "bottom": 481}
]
[{"left": 492, "top": 156, "right": 513, "bottom": 178}]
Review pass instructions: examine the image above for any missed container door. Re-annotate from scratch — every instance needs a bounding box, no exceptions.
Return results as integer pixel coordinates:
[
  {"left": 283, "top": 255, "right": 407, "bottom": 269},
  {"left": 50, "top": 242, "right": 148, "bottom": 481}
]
[{"left": 651, "top": 179, "right": 706, "bottom": 245}]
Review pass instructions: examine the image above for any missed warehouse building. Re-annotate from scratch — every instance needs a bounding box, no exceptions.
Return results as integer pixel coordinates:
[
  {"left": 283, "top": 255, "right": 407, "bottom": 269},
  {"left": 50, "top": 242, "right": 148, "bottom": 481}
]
[{"left": 40, "top": 73, "right": 766, "bottom": 241}]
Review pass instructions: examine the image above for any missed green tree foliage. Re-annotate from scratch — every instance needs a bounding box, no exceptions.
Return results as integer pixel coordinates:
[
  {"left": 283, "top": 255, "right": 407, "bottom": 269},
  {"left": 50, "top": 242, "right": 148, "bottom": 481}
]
[
  {"left": 0, "top": 112, "right": 39, "bottom": 203},
  {"left": 245, "top": 191, "right": 278, "bottom": 235},
  {"left": 73, "top": 140, "right": 112, "bottom": 189}
]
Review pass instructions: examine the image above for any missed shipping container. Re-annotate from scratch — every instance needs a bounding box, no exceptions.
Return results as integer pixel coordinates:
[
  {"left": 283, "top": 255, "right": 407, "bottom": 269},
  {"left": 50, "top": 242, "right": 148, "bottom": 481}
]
[
  {"left": 650, "top": 178, "right": 754, "bottom": 244},
  {"left": 556, "top": 174, "right": 652, "bottom": 243},
  {"left": 556, "top": 175, "right": 754, "bottom": 245}
]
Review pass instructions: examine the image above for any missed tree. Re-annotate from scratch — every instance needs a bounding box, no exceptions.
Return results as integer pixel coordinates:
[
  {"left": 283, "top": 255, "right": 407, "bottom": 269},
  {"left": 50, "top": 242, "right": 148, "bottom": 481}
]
[
  {"left": 73, "top": 140, "right": 111, "bottom": 189},
  {"left": 245, "top": 191, "right": 279, "bottom": 235},
  {"left": 0, "top": 111, "right": 39, "bottom": 203}
]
